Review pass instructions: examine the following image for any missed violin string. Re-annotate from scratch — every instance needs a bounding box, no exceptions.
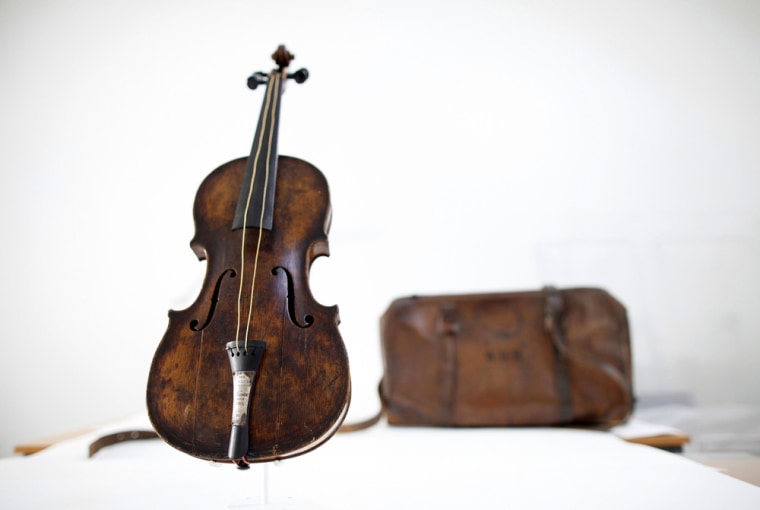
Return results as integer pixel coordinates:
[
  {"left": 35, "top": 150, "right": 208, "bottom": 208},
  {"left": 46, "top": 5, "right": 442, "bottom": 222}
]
[
  {"left": 243, "top": 71, "right": 281, "bottom": 352},
  {"left": 235, "top": 71, "right": 276, "bottom": 352}
]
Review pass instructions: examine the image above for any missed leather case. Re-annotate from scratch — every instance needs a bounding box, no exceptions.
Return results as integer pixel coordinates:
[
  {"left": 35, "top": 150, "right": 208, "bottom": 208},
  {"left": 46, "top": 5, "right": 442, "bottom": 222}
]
[{"left": 379, "top": 287, "right": 634, "bottom": 427}]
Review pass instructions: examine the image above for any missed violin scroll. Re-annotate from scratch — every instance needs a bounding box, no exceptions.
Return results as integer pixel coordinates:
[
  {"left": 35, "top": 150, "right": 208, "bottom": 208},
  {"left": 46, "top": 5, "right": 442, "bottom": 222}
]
[
  {"left": 247, "top": 45, "right": 308, "bottom": 90},
  {"left": 272, "top": 45, "right": 294, "bottom": 69}
]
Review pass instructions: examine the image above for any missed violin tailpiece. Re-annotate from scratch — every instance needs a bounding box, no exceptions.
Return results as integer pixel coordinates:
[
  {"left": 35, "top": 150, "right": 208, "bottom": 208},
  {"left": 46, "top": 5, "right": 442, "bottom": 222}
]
[{"left": 225, "top": 340, "right": 267, "bottom": 469}]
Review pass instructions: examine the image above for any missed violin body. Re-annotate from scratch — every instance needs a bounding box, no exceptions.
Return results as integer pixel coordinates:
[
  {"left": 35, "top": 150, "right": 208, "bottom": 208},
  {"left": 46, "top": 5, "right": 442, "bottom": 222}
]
[{"left": 147, "top": 48, "right": 350, "bottom": 464}]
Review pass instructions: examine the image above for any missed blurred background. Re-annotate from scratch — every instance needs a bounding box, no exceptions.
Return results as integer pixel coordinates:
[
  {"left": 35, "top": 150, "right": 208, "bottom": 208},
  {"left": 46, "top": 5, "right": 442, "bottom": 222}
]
[{"left": 1, "top": 0, "right": 758, "bottom": 457}]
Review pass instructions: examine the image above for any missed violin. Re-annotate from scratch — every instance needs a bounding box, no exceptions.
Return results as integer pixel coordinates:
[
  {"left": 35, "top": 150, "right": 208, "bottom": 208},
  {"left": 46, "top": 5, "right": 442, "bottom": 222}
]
[{"left": 147, "top": 46, "right": 350, "bottom": 469}]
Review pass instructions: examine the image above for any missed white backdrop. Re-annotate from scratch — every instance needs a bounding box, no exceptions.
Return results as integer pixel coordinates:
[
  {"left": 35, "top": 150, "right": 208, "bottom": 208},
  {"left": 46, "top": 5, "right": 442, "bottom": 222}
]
[{"left": 1, "top": 0, "right": 759, "bottom": 457}]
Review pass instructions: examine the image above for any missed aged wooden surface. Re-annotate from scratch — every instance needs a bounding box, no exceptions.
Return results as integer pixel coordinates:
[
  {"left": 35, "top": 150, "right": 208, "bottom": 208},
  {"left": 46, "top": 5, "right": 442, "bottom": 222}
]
[{"left": 147, "top": 155, "right": 350, "bottom": 463}]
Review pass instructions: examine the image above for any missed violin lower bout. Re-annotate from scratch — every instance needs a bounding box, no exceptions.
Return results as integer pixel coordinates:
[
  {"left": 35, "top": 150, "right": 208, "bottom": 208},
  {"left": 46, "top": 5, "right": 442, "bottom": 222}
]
[{"left": 146, "top": 156, "right": 351, "bottom": 463}]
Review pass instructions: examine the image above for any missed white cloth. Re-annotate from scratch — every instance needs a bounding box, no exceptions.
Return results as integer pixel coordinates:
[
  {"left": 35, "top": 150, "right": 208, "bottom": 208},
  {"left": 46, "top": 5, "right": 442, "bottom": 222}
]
[{"left": 1, "top": 413, "right": 759, "bottom": 509}]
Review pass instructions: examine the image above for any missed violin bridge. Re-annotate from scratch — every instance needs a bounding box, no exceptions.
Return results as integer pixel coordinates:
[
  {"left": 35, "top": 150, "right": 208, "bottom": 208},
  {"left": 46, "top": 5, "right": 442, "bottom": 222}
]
[{"left": 225, "top": 340, "right": 267, "bottom": 469}]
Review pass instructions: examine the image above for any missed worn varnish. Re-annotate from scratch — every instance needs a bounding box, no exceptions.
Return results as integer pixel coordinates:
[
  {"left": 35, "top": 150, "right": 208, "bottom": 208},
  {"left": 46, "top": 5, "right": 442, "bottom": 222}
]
[{"left": 146, "top": 47, "right": 350, "bottom": 467}]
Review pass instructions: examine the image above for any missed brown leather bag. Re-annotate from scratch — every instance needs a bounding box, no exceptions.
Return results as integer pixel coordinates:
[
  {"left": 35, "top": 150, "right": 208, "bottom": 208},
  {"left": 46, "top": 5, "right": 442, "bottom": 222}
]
[{"left": 378, "top": 286, "right": 634, "bottom": 428}]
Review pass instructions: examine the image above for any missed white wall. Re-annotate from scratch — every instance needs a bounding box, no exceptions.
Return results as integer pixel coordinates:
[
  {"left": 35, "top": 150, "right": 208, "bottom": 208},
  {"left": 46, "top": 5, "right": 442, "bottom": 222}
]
[{"left": 1, "top": 0, "right": 758, "bottom": 457}]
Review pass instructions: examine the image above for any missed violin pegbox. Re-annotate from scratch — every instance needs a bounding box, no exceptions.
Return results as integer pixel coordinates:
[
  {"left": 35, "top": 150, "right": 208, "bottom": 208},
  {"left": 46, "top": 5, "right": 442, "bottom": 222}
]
[{"left": 247, "top": 45, "right": 308, "bottom": 90}]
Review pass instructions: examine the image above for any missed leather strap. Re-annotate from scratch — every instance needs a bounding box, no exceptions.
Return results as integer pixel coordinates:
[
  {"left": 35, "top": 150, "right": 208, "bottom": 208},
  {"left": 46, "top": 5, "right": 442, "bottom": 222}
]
[
  {"left": 436, "top": 303, "right": 460, "bottom": 425},
  {"left": 87, "top": 415, "right": 383, "bottom": 455},
  {"left": 88, "top": 430, "right": 159, "bottom": 457},
  {"left": 543, "top": 286, "right": 574, "bottom": 423},
  {"left": 338, "top": 381, "right": 386, "bottom": 432},
  {"left": 87, "top": 413, "right": 378, "bottom": 455}
]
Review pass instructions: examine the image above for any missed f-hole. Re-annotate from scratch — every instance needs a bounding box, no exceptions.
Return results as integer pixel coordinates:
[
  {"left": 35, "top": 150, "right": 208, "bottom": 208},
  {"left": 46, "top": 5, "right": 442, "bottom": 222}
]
[
  {"left": 272, "top": 266, "right": 314, "bottom": 328},
  {"left": 190, "top": 268, "right": 237, "bottom": 331}
]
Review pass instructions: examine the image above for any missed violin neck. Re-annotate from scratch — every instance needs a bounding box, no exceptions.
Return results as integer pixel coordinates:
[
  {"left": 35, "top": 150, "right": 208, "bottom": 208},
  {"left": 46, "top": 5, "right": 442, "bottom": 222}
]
[{"left": 232, "top": 70, "right": 284, "bottom": 231}]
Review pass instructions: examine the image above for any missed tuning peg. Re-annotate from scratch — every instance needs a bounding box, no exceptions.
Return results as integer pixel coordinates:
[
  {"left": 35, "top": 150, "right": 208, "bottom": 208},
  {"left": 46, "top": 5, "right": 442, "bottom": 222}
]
[
  {"left": 288, "top": 68, "right": 309, "bottom": 84},
  {"left": 246, "top": 71, "right": 269, "bottom": 90}
]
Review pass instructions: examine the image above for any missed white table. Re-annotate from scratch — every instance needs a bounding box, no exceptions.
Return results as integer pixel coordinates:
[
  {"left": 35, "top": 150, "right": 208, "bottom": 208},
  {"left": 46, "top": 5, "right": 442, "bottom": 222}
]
[{"left": 2, "top": 413, "right": 759, "bottom": 509}]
